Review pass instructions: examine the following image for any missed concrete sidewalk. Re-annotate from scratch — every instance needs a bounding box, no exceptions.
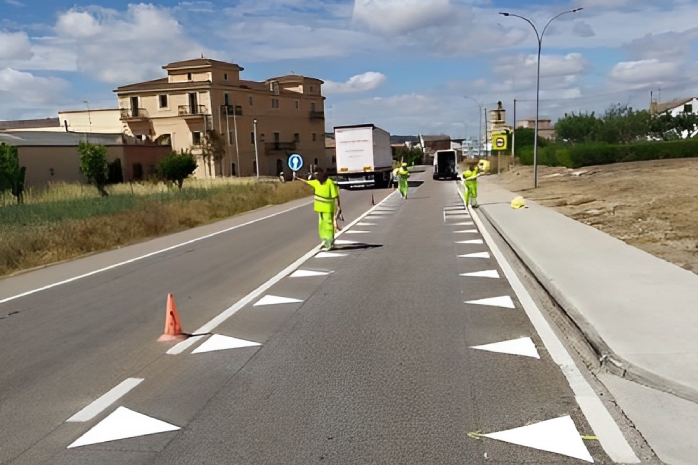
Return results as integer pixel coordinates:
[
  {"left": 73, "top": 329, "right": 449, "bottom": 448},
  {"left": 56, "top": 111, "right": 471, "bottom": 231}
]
[{"left": 475, "top": 178, "right": 698, "bottom": 404}]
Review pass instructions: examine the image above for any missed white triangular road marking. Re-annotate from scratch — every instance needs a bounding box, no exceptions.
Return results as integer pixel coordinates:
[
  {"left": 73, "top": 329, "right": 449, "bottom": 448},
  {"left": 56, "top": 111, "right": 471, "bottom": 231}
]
[
  {"left": 451, "top": 222, "right": 474, "bottom": 226},
  {"left": 458, "top": 252, "right": 491, "bottom": 259},
  {"left": 67, "top": 407, "right": 179, "bottom": 449},
  {"left": 471, "top": 337, "right": 539, "bottom": 359},
  {"left": 465, "top": 295, "right": 515, "bottom": 309},
  {"left": 290, "top": 269, "right": 332, "bottom": 278},
  {"left": 456, "top": 240, "right": 484, "bottom": 245},
  {"left": 460, "top": 269, "right": 499, "bottom": 278},
  {"left": 192, "top": 335, "right": 260, "bottom": 354},
  {"left": 357, "top": 222, "right": 377, "bottom": 226},
  {"left": 316, "top": 252, "right": 347, "bottom": 258},
  {"left": 334, "top": 239, "right": 359, "bottom": 245},
  {"left": 346, "top": 230, "right": 370, "bottom": 234},
  {"left": 254, "top": 295, "right": 303, "bottom": 306},
  {"left": 454, "top": 229, "right": 478, "bottom": 234},
  {"left": 483, "top": 416, "right": 593, "bottom": 462}
]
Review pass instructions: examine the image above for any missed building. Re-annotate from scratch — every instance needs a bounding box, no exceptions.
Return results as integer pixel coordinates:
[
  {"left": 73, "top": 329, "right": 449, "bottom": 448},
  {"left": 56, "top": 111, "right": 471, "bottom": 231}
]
[
  {"left": 0, "top": 118, "right": 60, "bottom": 131},
  {"left": 1, "top": 109, "right": 124, "bottom": 134},
  {"left": 0, "top": 131, "right": 171, "bottom": 189},
  {"left": 650, "top": 97, "right": 698, "bottom": 117},
  {"left": 517, "top": 117, "right": 556, "bottom": 140},
  {"left": 114, "top": 58, "right": 327, "bottom": 179}
]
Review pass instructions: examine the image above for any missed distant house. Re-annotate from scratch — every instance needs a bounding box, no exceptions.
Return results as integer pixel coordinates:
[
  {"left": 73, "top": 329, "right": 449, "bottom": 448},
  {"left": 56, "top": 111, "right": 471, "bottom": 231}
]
[
  {"left": 0, "top": 118, "right": 60, "bottom": 131},
  {"left": 517, "top": 118, "right": 556, "bottom": 140},
  {"left": 418, "top": 134, "right": 451, "bottom": 164},
  {"left": 651, "top": 97, "right": 698, "bottom": 117},
  {"left": 0, "top": 131, "right": 171, "bottom": 189}
]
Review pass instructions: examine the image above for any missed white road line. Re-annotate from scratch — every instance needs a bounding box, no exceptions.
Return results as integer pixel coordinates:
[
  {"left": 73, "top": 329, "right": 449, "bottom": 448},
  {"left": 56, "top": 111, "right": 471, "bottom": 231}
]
[
  {"left": 466, "top": 189, "right": 640, "bottom": 463},
  {"left": 66, "top": 378, "right": 144, "bottom": 422},
  {"left": 0, "top": 203, "right": 310, "bottom": 305},
  {"left": 167, "top": 191, "right": 398, "bottom": 355}
]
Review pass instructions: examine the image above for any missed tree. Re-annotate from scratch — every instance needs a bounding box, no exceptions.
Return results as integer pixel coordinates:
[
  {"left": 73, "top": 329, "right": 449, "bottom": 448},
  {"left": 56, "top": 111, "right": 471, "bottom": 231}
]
[
  {"left": 649, "top": 112, "right": 698, "bottom": 141},
  {"left": 78, "top": 141, "right": 109, "bottom": 197},
  {"left": 598, "top": 104, "right": 650, "bottom": 144},
  {"left": 0, "top": 143, "right": 26, "bottom": 204},
  {"left": 157, "top": 149, "right": 198, "bottom": 190},
  {"left": 393, "top": 146, "right": 423, "bottom": 166},
  {"left": 555, "top": 111, "right": 602, "bottom": 144},
  {"left": 512, "top": 127, "right": 549, "bottom": 149},
  {"left": 200, "top": 130, "right": 226, "bottom": 177}
]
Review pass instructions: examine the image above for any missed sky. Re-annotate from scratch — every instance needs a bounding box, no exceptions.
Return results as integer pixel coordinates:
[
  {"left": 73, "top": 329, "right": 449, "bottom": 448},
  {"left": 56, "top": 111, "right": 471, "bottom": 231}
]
[{"left": 1, "top": 0, "right": 698, "bottom": 139}]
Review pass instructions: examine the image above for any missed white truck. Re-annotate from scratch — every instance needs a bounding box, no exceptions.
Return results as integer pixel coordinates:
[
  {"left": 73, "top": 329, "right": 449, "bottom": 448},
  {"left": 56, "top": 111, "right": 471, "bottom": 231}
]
[
  {"left": 433, "top": 149, "right": 459, "bottom": 180},
  {"left": 334, "top": 124, "right": 393, "bottom": 188}
]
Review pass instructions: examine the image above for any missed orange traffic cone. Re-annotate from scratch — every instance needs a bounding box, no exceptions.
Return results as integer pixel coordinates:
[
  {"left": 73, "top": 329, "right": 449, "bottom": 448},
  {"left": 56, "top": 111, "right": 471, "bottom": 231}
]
[{"left": 157, "top": 293, "right": 188, "bottom": 342}]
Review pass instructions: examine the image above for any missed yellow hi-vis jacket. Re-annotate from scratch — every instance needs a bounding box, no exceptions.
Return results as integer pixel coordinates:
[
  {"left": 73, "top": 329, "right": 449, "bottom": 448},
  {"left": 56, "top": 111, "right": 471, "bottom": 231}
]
[{"left": 307, "top": 179, "right": 339, "bottom": 213}]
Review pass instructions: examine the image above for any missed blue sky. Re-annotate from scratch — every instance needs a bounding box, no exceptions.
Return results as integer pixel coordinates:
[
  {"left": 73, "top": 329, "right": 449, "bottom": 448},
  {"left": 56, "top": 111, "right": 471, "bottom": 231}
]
[{"left": 1, "top": 0, "right": 698, "bottom": 138}]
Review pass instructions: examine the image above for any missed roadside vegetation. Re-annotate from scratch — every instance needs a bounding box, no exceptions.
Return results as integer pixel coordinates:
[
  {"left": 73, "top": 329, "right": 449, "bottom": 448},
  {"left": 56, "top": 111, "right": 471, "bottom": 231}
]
[
  {"left": 0, "top": 175, "right": 311, "bottom": 278},
  {"left": 509, "top": 103, "right": 698, "bottom": 168}
]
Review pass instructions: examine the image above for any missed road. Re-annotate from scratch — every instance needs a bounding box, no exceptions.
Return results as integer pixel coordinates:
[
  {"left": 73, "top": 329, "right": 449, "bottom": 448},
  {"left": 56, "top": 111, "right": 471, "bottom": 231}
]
[{"left": 0, "top": 171, "right": 643, "bottom": 464}]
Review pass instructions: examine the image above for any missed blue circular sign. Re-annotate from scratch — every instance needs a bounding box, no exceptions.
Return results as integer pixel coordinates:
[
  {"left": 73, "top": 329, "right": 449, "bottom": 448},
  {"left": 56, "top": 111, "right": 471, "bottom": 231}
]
[{"left": 288, "top": 153, "right": 304, "bottom": 172}]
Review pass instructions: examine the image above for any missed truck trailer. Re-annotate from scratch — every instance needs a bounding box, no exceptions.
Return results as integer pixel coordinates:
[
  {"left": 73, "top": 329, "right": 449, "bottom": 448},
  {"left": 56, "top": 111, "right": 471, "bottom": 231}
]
[{"left": 334, "top": 124, "right": 393, "bottom": 188}]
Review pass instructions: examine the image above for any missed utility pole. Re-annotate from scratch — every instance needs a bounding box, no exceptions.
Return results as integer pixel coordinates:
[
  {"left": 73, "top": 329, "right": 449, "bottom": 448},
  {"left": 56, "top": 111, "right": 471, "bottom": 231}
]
[
  {"left": 253, "top": 118, "right": 260, "bottom": 178},
  {"left": 512, "top": 99, "right": 517, "bottom": 162}
]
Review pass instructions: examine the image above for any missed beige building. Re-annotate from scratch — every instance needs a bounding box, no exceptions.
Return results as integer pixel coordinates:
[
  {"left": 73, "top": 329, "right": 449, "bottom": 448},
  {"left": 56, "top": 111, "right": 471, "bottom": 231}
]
[
  {"left": 114, "top": 58, "right": 327, "bottom": 178},
  {"left": 517, "top": 117, "right": 556, "bottom": 140}
]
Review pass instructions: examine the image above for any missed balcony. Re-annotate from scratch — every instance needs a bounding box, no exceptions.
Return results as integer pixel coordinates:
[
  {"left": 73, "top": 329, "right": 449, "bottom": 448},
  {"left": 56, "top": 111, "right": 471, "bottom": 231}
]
[
  {"left": 264, "top": 142, "right": 296, "bottom": 153},
  {"left": 120, "top": 108, "right": 149, "bottom": 122},
  {"left": 309, "top": 111, "right": 325, "bottom": 119},
  {"left": 178, "top": 105, "right": 209, "bottom": 118}
]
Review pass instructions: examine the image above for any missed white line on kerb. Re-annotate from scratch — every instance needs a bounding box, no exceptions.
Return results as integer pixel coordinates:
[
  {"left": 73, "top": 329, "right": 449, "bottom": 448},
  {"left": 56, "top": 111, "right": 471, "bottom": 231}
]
[
  {"left": 0, "top": 203, "right": 310, "bottom": 305},
  {"left": 167, "top": 190, "right": 399, "bottom": 355},
  {"left": 463, "top": 186, "right": 640, "bottom": 463},
  {"left": 66, "top": 378, "right": 144, "bottom": 422}
]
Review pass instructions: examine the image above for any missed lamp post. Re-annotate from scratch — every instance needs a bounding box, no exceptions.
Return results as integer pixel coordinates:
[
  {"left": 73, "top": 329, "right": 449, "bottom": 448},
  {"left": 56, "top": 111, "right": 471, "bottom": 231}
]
[
  {"left": 83, "top": 100, "right": 92, "bottom": 141},
  {"left": 253, "top": 118, "right": 260, "bottom": 178},
  {"left": 500, "top": 8, "right": 583, "bottom": 188},
  {"left": 464, "top": 96, "right": 484, "bottom": 158}
]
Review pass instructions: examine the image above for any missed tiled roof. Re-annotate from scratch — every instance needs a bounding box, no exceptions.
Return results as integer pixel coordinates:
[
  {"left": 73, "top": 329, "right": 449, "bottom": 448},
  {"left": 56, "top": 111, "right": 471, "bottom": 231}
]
[
  {"left": 0, "top": 131, "right": 124, "bottom": 146},
  {"left": 164, "top": 58, "right": 243, "bottom": 71},
  {"left": 0, "top": 118, "right": 60, "bottom": 130},
  {"left": 654, "top": 97, "right": 695, "bottom": 114}
]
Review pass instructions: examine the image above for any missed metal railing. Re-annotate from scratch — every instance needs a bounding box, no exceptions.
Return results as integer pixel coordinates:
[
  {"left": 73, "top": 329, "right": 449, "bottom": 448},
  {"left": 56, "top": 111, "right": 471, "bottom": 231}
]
[
  {"left": 178, "top": 105, "right": 208, "bottom": 116},
  {"left": 309, "top": 111, "right": 325, "bottom": 119},
  {"left": 264, "top": 142, "right": 296, "bottom": 152},
  {"left": 120, "top": 108, "right": 149, "bottom": 120}
]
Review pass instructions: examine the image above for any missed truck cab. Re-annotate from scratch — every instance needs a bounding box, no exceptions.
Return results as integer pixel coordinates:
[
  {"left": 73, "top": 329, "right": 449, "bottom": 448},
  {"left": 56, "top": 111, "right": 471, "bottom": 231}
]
[{"left": 433, "top": 150, "right": 458, "bottom": 180}]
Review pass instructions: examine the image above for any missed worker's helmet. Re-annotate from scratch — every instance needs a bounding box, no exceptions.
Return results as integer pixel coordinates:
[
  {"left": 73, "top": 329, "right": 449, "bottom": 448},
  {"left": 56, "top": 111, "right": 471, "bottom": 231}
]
[
  {"left": 401, "top": 162, "right": 407, "bottom": 167},
  {"left": 511, "top": 196, "right": 526, "bottom": 209}
]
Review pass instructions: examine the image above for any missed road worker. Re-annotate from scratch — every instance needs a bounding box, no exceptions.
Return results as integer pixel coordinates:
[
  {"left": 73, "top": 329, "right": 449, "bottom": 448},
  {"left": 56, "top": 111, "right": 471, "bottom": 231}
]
[
  {"left": 396, "top": 162, "right": 410, "bottom": 199},
  {"left": 294, "top": 167, "right": 342, "bottom": 250},
  {"left": 463, "top": 162, "right": 481, "bottom": 208}
]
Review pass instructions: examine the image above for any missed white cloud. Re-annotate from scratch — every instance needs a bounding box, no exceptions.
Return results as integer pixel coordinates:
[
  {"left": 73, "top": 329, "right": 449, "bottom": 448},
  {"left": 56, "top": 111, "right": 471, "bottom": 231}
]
[
  {"left": 324, "top": 72, "right": 387, "bottom": 94},
  {"left": 0, "top": 31, "right": 33, "bottom": 62},
  {"left": 609, "top": 59, "right": 683, "bottom": 87},
  {"left": 352, "top": 0, "right": 458, "bottom": 36},
  {"left": 623, "top": 29, "right": 698, "bottom": 61},
  {"left": 0, "top": 68, "right": 69, "bottom": 110},
  {"left": 5, "top": 0, "right": 24, "bottom": 6},
  {"left": 51, "top": 4, "right": 218, "bottom": 84}
]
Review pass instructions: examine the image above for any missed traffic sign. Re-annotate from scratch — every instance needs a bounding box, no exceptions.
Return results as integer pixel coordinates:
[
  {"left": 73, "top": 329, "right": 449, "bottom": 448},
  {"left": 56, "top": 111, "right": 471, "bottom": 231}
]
[
  {"left": 492, "top": 134, "right": 508, "bottom": 151},
  {"left": 288, "top": 153, "right": 304, "bottom": 172}
]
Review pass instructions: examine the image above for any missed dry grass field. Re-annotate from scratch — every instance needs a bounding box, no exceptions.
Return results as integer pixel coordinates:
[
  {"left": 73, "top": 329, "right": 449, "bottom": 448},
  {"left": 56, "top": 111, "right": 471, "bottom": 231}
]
[
  {"left": 0, "top": 178, "right": 311, "bottom": 278},
  {"left": 489, "top": 158, "right": 698, "bottom": 275}
]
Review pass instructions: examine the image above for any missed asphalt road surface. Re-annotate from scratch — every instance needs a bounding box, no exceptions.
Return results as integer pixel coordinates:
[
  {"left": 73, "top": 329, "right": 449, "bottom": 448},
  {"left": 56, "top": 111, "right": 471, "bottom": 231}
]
[{"left": 0, "top": 171, "right": 640, "bottom": 464}]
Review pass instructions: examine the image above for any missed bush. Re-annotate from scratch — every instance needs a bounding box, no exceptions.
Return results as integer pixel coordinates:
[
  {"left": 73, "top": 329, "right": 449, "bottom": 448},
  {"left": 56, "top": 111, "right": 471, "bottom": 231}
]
[{"left": 157, "top": 150, "right": 198, "bottom": 189}]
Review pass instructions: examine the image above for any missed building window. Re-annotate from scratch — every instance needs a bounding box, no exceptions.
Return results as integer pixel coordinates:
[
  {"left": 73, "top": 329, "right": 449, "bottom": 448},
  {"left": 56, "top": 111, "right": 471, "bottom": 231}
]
[
  {"left": 235, "top": 105, "right": 242, "bottom": 116},
  {"left": 231, "top": 162, "right": 237, "bottom": 176},
  {"left": 685, "top": 104, "right": 693, "bottom": 113},
  {"left": 271, "top": 98, "right": 279, "bottom": 109},
  {"left": 224, "top": 93, "right": 229, "bottom": 106},
  {"left": 295, "top": 100, "right": 299, "bottom": 109},
  {"left": 251, "top": 132, "right": 255, "bottom": 144},
  {"left": 192, "top": 131, "right": 202, "bottom": 146},
  {"left": 228, "top": 131, "right": 234, "bottom": 145},
  {"left": 158, "top": 95, "right": 168, "bottom": 108},
  {"left": 311, "top": 102, "right": 316, "bottom": 112},
  {"left": 187, "top": 72, "right": 192, "bottom": 80},
  {"left": 310, "top": 86, "right": 314, "bottom": 93},
  {"left": 312, "top": 133, "right": 316, "bottom": 142},
  {"left": 314, "top": 158, "right": 318, "bottom": 165},
  {"left": 224, "top": 73, "right": 228, "bottom": 81},
  {"left": 293, "top": 133, "right": 300, "bottom": 142},
  {"left": 260, "top": 133, "right": 265, "bottom": 142},
  {"left": 249, "top": 96, "right": 253, "bottom": 105}
]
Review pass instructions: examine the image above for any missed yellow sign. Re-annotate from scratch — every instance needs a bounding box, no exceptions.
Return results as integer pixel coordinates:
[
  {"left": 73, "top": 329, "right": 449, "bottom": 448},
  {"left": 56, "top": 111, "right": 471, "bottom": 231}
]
[{"left": 492, "top": 133, "right": 508, "bottom": 151}]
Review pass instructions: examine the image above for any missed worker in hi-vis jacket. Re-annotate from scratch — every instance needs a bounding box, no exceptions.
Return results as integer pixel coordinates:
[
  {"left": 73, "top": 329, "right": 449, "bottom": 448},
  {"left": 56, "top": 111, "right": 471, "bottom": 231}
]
[
  {"left": 294, "top": 167, "right": 341, "bottom": 250},
  {"left": 395, "top": 162, "right": 410, "bottom": 199},
  {"left": 463, "top": 162, "right": 481, "bottom": 208}
]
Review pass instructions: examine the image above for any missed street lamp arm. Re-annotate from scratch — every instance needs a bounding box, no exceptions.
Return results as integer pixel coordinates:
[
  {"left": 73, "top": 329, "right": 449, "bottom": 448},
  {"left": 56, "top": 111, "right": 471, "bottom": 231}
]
[
  {"left": 499, "top": 12, "right": 540, "bottom": 42},
  {"left": 541, "top": 8, "right": 583, "bottom": 39}
]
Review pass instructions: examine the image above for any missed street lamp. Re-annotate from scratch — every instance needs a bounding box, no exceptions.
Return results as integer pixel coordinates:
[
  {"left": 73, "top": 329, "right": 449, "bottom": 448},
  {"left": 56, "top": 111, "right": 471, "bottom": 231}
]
[
  {"left": 464, "top": 96, "right": 484, "bottom": 158},
  {"left": 253, "top": 118, "right": 260, "bottom": 178},
  {"left": 500, "top": 8, "right": 583, "bottom": 188}
]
